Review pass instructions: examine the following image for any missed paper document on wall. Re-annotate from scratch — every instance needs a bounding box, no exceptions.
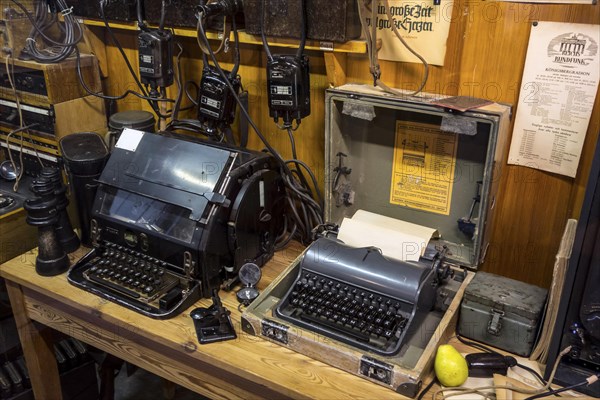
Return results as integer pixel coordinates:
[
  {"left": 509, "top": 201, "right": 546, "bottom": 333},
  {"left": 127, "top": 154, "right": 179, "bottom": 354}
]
[
  {"left": 367, "top": 0, "right": 454, "bottom": 66},
  {"left": 507, "top": 21, "right": 600, "bottom": 178},
  {"left": 337, "top": 210, "right": 437, "bottom": 262}
]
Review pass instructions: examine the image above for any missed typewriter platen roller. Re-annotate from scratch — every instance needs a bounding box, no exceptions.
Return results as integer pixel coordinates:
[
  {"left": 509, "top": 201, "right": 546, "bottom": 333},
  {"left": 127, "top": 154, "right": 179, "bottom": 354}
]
[{"left": 276, "top": 238, "right": 441, "bottom": 356}]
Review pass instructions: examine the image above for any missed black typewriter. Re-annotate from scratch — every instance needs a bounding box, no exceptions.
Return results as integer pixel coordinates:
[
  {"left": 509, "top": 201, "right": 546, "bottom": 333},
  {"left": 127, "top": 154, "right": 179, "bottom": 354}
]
[
  {"left": 276, "top": 238, "right": 445, "bottom": 356},
  {"left": 73, "top": 240, "right": 198, "bottom": 315},
  {"left": 68, "top": 131, "right": 284, "bottom": 318}
]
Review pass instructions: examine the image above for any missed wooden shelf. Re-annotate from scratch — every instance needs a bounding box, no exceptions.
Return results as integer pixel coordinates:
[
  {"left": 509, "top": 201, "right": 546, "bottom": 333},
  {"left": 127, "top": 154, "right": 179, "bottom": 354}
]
[{"left": 79, "top": 18, "right": 368, "bottom": 54}]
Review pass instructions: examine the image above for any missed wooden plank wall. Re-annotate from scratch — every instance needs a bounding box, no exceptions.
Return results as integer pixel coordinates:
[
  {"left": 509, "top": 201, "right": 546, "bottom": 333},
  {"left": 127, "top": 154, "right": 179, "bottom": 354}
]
[{"left": 92, "top": 2, "right": 599, "bottom": 289}]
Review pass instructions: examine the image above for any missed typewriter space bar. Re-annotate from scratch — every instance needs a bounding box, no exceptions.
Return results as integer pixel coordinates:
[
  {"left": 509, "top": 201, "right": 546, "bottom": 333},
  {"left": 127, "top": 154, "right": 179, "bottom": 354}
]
[{"left": 300, "top": 313, "right": 370, "bottom": 343}]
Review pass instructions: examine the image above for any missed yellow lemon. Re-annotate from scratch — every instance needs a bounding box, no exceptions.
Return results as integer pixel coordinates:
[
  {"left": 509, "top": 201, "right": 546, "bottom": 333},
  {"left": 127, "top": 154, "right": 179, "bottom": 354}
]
[{"left": 434, "top": 344, "right": 468, "bottom": 387}]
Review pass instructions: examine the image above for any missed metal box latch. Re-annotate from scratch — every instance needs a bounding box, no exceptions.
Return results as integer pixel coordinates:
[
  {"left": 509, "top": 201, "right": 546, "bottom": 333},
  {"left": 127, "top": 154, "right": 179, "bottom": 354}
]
[{"left": 487, "top": 309, "right": 504, "bottom": 335}]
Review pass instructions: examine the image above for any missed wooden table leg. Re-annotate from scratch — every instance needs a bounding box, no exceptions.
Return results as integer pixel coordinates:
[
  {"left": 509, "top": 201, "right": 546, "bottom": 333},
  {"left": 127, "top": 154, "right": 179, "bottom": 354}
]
[{"left": 5, "top": 280, "right": 63, "bottom": 399}]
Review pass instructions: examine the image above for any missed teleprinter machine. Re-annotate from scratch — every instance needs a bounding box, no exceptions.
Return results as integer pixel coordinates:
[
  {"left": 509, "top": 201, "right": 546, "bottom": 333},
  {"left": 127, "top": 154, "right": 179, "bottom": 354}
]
[{"left": 68, "top": 130, "right": 284, "bottom": 318}]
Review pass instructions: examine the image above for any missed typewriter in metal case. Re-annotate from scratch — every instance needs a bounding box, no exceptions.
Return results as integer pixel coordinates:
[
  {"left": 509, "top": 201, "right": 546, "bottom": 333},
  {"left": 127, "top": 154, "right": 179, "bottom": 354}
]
[
  {"left": 68, "top": 131, "right": 283, "bottom": 318},
  {"left": 275, "top": 238, "right": 444, "bottom": 356},
  {"left": 242, "top": 85, "right": 512, "bottom": 396}
]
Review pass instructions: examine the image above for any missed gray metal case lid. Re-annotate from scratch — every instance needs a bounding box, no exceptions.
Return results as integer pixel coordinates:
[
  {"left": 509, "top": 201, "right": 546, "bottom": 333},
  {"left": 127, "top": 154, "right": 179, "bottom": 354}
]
[
  {"left": 463, "top": 272, "right": 547, "bottom": 320},
  {"left": 324, "top": 85, "right": 512, "bottom": 270}
]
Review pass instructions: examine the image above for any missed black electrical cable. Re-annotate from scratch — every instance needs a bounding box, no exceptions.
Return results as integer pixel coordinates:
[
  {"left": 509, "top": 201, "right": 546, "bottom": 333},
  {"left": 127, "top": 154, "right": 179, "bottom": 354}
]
[
  {"left": 137, "top": 0, "right": 148, "bottom": 31},
  {"left": 197, "top": 15, "right": 319, "bottom": 183},
  {"left": 100, "top": 0, "right": 148, "bottom": 97},
  {"left": 260, "top": 0, "right": 308, "bottom": 131},
  {"left": 524, "top": 378, "right": 596, "bottom": 400},
  {"left": 456, "top": 334, "right": 496, "bottom": 353},
  {"left": 190, "top": 5, "right": 242, "bottom": 139},
  {"left": 99, "top": 0, "right": 172, "bottom": 119},
  {"left": 222, "top": 125, "right": 235, "bottom": 145},
  {"left": 230, "top": 17, "right": 240, "bottom": 78},
  {"left": 165, "top": 119, "right": 203, "bottom": 131},
  {"left": 165, "top": 119, "right": 219, "bottom": 140},
  {"left": 286, "top": 127, "right": 312, "bottom": 198},
  {"left": 74, "top": 48, "right": 175, "bottom": 104},
  {"left": 285, "top": 158, "right": 323, "bottom": 206},
  {"left": 260, "top": 0, "right": 306, "bottom": 59},
  {"left": 184, "top": 81, "right": 200, "bottom": 106},
  {"left": 4, "top": 124, "right": 40, "bottom": 191},
  {"left": 516, "top": 363, "right": 550, "bottom": 388},
  {"left": 10, "top": 0, "right": 77, "bottom": 46},
  {"left": 9, "top": 0, "right": 82, "bottom": 47},
  {"left": 259, "top": 0, "right": 273, "bottom": 61},
  {"left": 381, "top": 0, "right": 429, "bottom": 95},
  {"left": 32, "top": 0, "right": 79, "bottom": 62},
  {"left": 10, "top": 0, "right": 82, "bottom": 63},
  {"left": 455, "top": 334, "right": 549, "bottom": 388},
  {"left": 196, "top": 11, "right": 241, "bottom": 81},
  {"left": 416, "top": 378, "right": 436, "bottom": 400},
  {"left": 159, "top": 0, "right": 168, "bottom": 31},
  {"left": 170, "top": 43, "right": 185, "bottom": 121},
  {"left": 275, "top": 221, "right": 298, "bottom": 250},
  {"left": 197, "top": 11, "right": 323, "bottom": 244},
  {"left": 281, "top": 172, "right": 322, "bottom": 215},
  {"left": 357, "top": 0, "right": 429, "bottom": 96},
  {"left": 296, "top": 0, "right": 307, "bottom": 59},
  {"left": 276, "top": 216, "right": 288, "bottom": 240}
]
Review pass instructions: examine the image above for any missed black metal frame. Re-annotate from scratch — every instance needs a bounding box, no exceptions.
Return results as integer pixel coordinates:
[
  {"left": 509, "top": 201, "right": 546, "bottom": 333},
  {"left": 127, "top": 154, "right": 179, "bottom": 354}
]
[{"left": 545, "top": 132, "right": 600, "bottom": 397}]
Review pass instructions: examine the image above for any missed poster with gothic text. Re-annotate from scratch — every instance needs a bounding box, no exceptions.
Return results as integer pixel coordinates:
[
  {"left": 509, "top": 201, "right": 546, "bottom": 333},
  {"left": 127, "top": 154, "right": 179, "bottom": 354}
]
[{"left": 369, "top": 1, "right": 454, "bottom": 66}]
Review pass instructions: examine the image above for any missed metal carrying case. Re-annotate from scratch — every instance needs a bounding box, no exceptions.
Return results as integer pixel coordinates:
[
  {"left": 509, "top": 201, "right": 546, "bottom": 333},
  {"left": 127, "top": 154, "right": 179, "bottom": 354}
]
[
  {"left": 242, "top": 84, "right": 512, "bottom": 396},
  {"left": 243, "top": 0, "right": 361, "bottom": 42},
  {"left": 459, "top": 272, "right": 547, "bottom": 357}
]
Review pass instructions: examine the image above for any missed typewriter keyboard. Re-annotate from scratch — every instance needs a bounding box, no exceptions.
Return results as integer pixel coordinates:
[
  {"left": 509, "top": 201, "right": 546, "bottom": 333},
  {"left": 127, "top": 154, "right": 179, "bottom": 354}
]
[
  {"left": 83, "top": 243, "right": 179, "bottom": 302},
  {"left": 276, "top": 270, "right": 410, "bottom": 355}
]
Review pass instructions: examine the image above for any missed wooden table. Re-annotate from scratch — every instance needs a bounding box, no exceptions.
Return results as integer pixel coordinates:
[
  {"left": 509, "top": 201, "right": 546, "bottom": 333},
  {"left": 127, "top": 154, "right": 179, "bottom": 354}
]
[{"left": 0, "top": 244, "right": 424, "bottom": 400}]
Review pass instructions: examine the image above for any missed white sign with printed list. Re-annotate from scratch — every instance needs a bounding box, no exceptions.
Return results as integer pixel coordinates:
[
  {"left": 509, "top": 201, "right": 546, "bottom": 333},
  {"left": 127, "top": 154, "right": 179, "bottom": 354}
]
[{"left": 508, "top": 21, "right": 600, "bottom": 178}]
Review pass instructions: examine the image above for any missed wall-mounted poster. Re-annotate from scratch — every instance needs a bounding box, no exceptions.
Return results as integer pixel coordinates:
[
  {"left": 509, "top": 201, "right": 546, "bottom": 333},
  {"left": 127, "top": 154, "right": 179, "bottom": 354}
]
[
  {"left": 508, "top": 21, "right": 600, "bottom": 178},
  {"left": 366, "top": 1, "right": 454, "bottom": 66}
]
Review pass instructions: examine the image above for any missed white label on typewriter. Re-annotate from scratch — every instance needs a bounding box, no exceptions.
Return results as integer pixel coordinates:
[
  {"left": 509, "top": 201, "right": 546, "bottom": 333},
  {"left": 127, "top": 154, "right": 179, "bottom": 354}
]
[{"left": 116, "top": 129, "right": 145, "bottom": 152}]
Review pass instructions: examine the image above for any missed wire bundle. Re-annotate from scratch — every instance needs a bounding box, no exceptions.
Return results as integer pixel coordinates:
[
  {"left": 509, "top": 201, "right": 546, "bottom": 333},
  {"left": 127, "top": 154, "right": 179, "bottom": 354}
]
[
  {"left": 422, "top": 335, "right": 599, "bottom": 400},
  {"left": 10, "top": 0, "right": 82, "bottom": 63},
  {"left": 195, "top": 9, "right": 323, "bottom": 246},
  {"left": 167, "top": 5, "right": 244, "bottom": 141},
  {"left": 357, "top": 0, "right": 429, "bottom": 96},
  {"left": 260, "top": 0, "right": 308, "bottom": 131},
  {"left": 3, "top": 56, "right": 44, "bottom": 190},
  {"left": 73, "top": 0, "right": 180, "bottom": 125}
]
